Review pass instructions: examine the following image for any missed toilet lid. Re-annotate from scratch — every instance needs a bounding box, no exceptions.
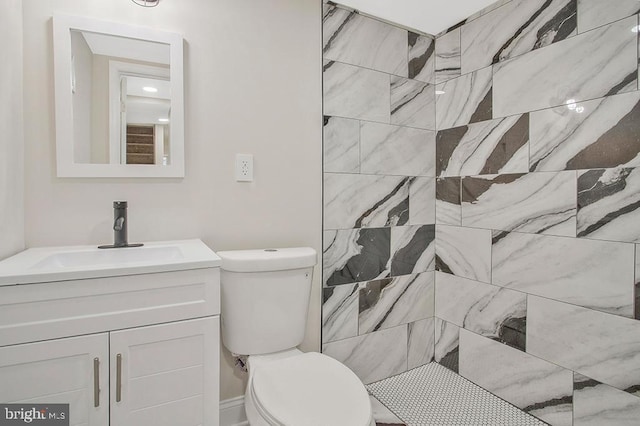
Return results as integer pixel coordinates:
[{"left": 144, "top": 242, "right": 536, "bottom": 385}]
[{"left": 251, "top": 352, "right": 372, "bottom": 426}]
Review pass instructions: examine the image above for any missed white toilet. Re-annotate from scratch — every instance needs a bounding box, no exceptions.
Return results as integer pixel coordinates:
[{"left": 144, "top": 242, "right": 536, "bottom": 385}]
[{"left": 217, "top": 247, "right": 374, "bottom": 426}]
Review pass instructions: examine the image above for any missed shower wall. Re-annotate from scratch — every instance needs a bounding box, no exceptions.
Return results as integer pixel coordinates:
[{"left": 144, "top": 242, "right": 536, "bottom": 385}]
[
  {"left": 321, "top": 4, "right": 437, "bottom": 384},
  {"left": 323, "top": 0, "right": 640, "bottom": 424},
  {"left": 432, "top": 0, "right": 640, "bottom": 425}
]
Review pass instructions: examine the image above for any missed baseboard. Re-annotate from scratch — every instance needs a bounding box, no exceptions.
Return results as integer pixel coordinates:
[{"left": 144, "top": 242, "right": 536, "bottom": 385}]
[{"left": 220, "top": 396, "right": 248, "bottom": 426}]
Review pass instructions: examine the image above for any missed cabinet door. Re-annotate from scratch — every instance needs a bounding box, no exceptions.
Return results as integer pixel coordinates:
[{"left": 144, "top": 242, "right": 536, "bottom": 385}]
[
  {"left": 110, "top": 317, "right": 219, "bottom": 426},
  {"left": 0, "top": 333, "right": 109, "bottom": 426}
]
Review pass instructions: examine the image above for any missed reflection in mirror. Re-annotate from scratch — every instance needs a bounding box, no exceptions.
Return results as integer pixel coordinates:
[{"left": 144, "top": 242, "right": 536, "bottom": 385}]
[{"left": 53, "top": 14, "right": 184, "bottom": 178}]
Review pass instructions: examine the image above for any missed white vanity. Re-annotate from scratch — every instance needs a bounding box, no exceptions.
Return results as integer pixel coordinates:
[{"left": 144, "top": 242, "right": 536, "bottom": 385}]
[{"left": 0, "top": 240, "right": 221, "bottom": 426}]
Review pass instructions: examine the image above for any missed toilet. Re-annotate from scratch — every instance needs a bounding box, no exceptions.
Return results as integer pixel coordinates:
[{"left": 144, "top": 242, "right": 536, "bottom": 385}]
[{"left": 217, "top": 247, "right": 374, "bottom": 426}]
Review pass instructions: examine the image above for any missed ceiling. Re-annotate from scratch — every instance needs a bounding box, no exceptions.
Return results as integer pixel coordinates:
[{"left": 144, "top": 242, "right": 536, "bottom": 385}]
[{"left": 334, "top": 0, "right": 499, "bottom": 35}]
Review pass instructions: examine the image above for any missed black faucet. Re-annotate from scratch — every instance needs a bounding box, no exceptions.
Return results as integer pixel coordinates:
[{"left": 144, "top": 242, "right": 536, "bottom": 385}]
[{"left": 98, "top": 201, "right": 144, "bottom": 249}]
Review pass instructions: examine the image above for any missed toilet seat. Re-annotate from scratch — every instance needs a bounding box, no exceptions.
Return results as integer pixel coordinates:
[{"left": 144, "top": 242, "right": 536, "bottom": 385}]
[{"left": 250, "top": 352, "right": 372, "bottom": 426}]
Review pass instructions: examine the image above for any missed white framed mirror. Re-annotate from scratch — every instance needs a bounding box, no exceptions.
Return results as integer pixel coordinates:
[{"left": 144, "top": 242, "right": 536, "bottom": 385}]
[{"left": 53, "top": 14, "right": 184, "bottom": 178}]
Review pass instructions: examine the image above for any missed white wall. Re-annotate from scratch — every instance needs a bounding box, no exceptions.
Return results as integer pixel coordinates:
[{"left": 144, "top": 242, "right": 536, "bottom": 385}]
[
  {"left": 0, "top": 0, "right": 25, "bottom": 260},
  {"left": 22, "top": 0, "right": 322, "bottom": 400}
]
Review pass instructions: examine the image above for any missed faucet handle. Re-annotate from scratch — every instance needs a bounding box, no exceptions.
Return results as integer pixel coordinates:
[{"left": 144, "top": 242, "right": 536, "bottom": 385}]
[{"left": 114, "top": 216, "right": 125, "bottom": 231}]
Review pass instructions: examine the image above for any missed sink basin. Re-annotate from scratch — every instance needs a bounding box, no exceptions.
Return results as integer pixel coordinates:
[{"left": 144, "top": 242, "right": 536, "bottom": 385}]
[{"left": 0, "top": 239, "right": 221, "bottom": 285}]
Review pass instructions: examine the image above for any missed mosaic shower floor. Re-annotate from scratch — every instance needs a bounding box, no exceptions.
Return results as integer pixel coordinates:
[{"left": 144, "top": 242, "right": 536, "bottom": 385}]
[{"left": 367, "top": 363, "right": 547, "bottom": 426}]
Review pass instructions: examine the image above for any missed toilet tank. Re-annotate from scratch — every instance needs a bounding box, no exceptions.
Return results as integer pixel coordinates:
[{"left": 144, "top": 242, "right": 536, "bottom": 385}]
[{"left": 217, "top": 247, "right": 317, "bottom": 355}]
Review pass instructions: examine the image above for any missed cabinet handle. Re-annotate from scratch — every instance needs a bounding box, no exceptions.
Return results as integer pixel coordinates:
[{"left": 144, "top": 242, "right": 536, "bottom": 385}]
[
  {"left": 116, "top": 353, "right": 122, "bottom": 403},
  {"left": 93, "top": 358, "right": 100, "bottom": 408}
]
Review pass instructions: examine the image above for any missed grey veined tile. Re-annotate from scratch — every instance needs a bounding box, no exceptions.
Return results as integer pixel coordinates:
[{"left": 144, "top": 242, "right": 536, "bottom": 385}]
[
  {"left": 323, "top": 60, "right": 390, "bottom": 122},
  {"left": 530, "top": 91, "right": 640, "bottom": 172},
  {"left": 436, "top": 177, "right": 461, "bottom": 225},
  {"left": 390, "top": 76, "right": 435, "bottom": 130},
  {"left": 434, "top": 28, "right": 461, "bottom": 84},
  {"left": 459, "top": 329, "right": 574, "bottom": 426},
  {"left": 436, "top": 225, "right": 492, "bottom": 283},
  {"left": 322, "top": 325, "right": 408, "bottom": 384},
  {"left": 636, "top": 247, "right": 640, "bottom": 320},
  {"left": 577, "top": 0, "right": 640, "bottom": 33},
  {"left": 324, "top": 173, "right": 409, "bottom": 230},
  {"left": 390, "top": 225, "right": 435, "bottom": 276},
  {"left": 434, "top": 318, "right": 459, "bottom": 373},
  {"left": 437, "top": 114, "right": 529, "bottom": 177},
  {"left": 322, "top": 5, "right": 408, "bottom": 77},
  {"left": 528, "top": 296, "right": 640, "bottom": 397},
  {"left": 493, "top": 16, "right": 638, "bottom": 118},
  {"left": 461, "top": 0, "right": 577, "bottom": 75},
  {"left": 408, "top": 32, "right": 435, "bottom": 84},
  {"left": 408, "top": 317, "right": 435, "bottom": 369},
  {"left": 577, "top": 168, "right": 640, "bottom": 243},
  {"left": 574, "top": 373, "right": 640, "bottom": 426},
  {"left": 323, "top": 116, "right": 359, "bottom": 173},
  {"left": 358, "top": 272, "right": 435, "bottom": 334},
  {"left": 436, "top": 66, "right": 493, "bottom": 130},
  {"left": 360, "top": 122, "right": 435, "bottom": 177},
  {"left": 409, "top": 177, "right": 435, "bottom": 225},
  {"left": 323, "top": 227, "right": 390, "bottom": 286},
  {"left": 435, "top": 272, "right": 526, "bottom": 350},
  {"left": 322, "top": 284, "right": 359, "bottom": 343},
  {"left": 493, "top": 232, "right": 634, "bottom": 316},
  {"left": 462, "top": 172, "right": 577, "bottom": 237}
]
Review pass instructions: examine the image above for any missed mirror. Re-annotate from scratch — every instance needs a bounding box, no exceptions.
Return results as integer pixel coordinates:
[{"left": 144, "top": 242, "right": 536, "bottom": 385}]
[{"left": 53, "top": 14, "right": 184, "bottom": 178}]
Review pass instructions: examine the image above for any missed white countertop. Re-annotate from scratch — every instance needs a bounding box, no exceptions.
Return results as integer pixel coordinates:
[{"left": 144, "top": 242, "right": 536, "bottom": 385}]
[{"left": 0, "top": 239, "right": 221, "bottom": 286}]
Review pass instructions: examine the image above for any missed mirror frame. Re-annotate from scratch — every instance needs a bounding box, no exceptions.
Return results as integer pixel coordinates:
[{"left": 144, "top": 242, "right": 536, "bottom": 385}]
[{"left": 53, "top": 14, "right": 184, "bottom": 178}]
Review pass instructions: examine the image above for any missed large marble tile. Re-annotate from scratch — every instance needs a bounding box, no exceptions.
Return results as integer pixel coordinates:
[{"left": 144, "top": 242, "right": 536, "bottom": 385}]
[
  {"left": 323, "top": 5, "right": 408, "bottom": 76},
  {"left": 360, "top": 122, "right": 435, "bottom": 176},
  {"left": 323, "top": 60, "right": 390, "bottom": 122},
  {"left": 493, "top": 232, "right": 634, "bottom": 316},
  {"left": 408, "top": 317, "right": 435, "bottom": 369},
  {"left": 322, "top": 284, "right": 359, "bottom": 343},
  {"left": 323, "top": 227, "right": 390, "bottom": 286},
  {"left": 324, "top": 173, "right": 410, "bottom": 229},
  {"left": 436, "top": 66, "right": 493, "bottom": 130},
  {"left": 574, "top": 373, "right": 640, "bottom": 426},
  {"left": 577, "top": 0, "right": 640, "bottom": 33},
  {"left": 359, "top": 272, "right": 435, "bottom": 334},
  {"left": 435, "top": 272, "right": 526, "bottom": 350},
  {"left": 408, "top": 32, "right": 435, "bottom": 84},
  {"left": 322, "top": 325, "right": 408, "bottom": 384},
  {"left": 459, "top": 329, "right": 573, "bottom": 426},
  {"left": 390, "top": 77, "right": 435, "bottom": 130},
  {"left": 461, "top": 172, "right": 577, "bottom": 237},
  {"left": 636, "top": 246, "right": 639, "bottom": 320},
  {"left": 390, "top": 225, "right": 435, "bottom": 276},
  {"left": 530, "top": 91, "right": 640, "bottom": 172},
  {"left": 434, "top": 28, "right": 461, "bottom": 84},
  {"left": 528, "top": 296, "right": 640, "bottom": 396},
  {"left": 461, "top": 0, "right": 577, "bottom": 75},
  {"left": 434, "top": 318, "right": 459, "bottom": 373},
  {"left": 436, "top": 177, "right": 461, "bottom": 225},
  {"left": 577, "top": 167, "right": 640, "bottom": 243},
  {"left": 323, "top": 115, "right": 360, "bottom": 173},
  {"left": 493, "top": 17, "right": 638, "bottom": 118},
  {"left": 409, "top": 177, "right": 435, "bottom": 225},
  {"left": 436, "top": 225, "right": 492, "bottom": 283},
  {"left": 437, "top": 114, "right": 529, "bottom": 177}
]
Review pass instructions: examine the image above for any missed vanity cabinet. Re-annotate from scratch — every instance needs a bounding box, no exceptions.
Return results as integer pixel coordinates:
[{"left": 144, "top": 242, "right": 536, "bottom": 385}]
[{"left": 0, "top": 265, "right": 220, "bottom": 426}]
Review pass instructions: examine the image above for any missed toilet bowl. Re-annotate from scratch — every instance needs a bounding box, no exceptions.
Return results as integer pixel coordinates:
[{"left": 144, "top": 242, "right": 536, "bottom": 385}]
[
  {"left": 216, "top": 248, "right": 374, "bottom": 426},
  {"left": 243, "top": 349, "right": 374, "bottom": 426}
]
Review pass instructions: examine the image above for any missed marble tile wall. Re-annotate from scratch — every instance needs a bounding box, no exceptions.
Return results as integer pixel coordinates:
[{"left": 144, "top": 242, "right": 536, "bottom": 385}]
[
  {"left": 322, "top": 4, "right": 436, "bottom": 384},
  {"left": 323, "top": 1, "right": 640, "bottom": 423},
  {"left": 430, "top": 1, "right": 640, "bottom": 424}
]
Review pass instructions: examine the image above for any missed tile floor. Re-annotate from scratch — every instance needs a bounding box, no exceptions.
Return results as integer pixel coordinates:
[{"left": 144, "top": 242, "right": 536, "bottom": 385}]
[{"left": 367, "top": 362, "right": 547, "bottom": 426}]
